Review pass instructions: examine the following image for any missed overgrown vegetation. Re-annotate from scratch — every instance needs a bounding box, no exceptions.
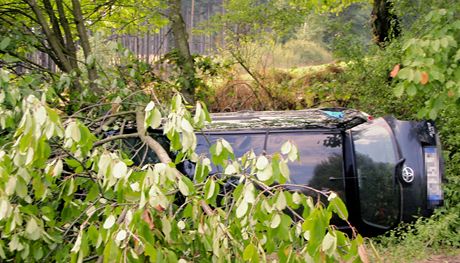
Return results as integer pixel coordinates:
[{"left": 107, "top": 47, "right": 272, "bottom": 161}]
[
  {"left": 330, "top": 0, "right": 460, "bottom": 261},
  {"left": 206, "top": 0, "right": 460, "bottom": 261}
]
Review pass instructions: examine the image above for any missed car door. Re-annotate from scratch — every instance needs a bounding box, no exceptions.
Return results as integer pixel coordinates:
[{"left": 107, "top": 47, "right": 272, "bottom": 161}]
[{"left": 350, "top": 118, "right": 401, "bottom": 230}]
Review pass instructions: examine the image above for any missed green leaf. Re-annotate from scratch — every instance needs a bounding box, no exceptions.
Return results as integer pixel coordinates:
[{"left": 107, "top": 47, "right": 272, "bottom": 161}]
[
  {"left": 429, "top": 107, "right": 438, "bottom": 120},
  {"left": 205, "top": 178, "right": 216, "bottom": 200},
  {"left": 329, "top": 194, "right": 348, "bottom": 220},
  {"left": 243, "top": 243, "right": 257, "bottom": 261},
  {"left": 150, "top": 108, "right": 162, "bottom": 129},
  {"left": 85, "top": 183, "right": 99, "bottom": 202},
  {"left": 115, "top": 230, "right": 127, "bottom": 243},
  {"left": 70, "top": 231, "right": 82, "bottom": 253},
  {"left": 275, "top": 192, "right": 287, "bottom": 211},
  {"left": 270, "top": 214, "right": 281, "bottom": 228},
  {"left": 103, "top": 215, "right": 116, "bottom": 229},
  {"left": 321, "top": 232, "right": 337, "bottom": 255},
  {"left": 145, "top": 101, "right": 155, "bottom": 112},
  {"left": 394, "top": 84, "right": 405, "bottom": 97},
  {"left": 257, "top": 165, "right": 273, "bottom": 181},
  {"left": 178, "top": 176, "right": 194, "bottom": 196},
  {"left": 32, "top": 242, "right": 44, "bottom": 260},
  {"left": 397, "top": 67, "right": 412, "bottom": 80},
  {"left": 0, "top": 37, "right": 10, "bottom": 50},
  {"left": 236, "top": 200, "right": 248, "bottom": 218},
  {"left": 25, "top": 217, "right": 41, "bottom": 240},
  {"left": 279, "top": 160, "right": 290, "bottom": 180},
  {"left": 281, "top": 141, "right": 292, "bottom": 155},
  {"left": 15, "top": 177, "right": 28, "bottom": 198},
  {"left": 65, "top": 122, "right": 81, "bottom": 142},
  {"left": 407, "top": 84, "right": 417, "bottom": 96},
  {"left": 256, "top": 155, "right": 269, "bottom": 170},
  {"left": 112, "top": 161, "right": 128, "bottom": 179}
]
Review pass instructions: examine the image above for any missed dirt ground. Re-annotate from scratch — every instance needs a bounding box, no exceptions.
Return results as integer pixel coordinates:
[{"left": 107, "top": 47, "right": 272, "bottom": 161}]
[{"left": 417, "top": 253, "right": 460, "bottom": 263}]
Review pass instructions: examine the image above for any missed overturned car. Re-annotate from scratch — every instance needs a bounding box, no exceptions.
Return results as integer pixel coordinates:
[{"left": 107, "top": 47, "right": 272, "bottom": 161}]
[{"left": 127, "top": 108, "right": 444, "bottom": 234}]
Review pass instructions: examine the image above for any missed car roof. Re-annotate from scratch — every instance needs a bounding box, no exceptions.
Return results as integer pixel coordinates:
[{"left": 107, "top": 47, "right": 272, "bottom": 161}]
[{"left": 203, "top": 108, "right": 369, "bottom": 131}]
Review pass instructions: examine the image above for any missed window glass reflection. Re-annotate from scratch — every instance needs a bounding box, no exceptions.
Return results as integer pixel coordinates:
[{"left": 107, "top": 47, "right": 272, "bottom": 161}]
[
  {"left": 195, "top": 133, "right": 266, "bottom": 174},
  {"left": 352, "top": 120, "right": 399, "bottom": 228},
  {"left": 266, "top": 132, "right": 344, "bottom": 198}
]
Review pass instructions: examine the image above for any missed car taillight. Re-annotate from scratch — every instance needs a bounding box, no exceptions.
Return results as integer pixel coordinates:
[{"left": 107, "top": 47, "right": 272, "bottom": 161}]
[{"left": 424, "top": 146, "right": 443, "bottom": 208}]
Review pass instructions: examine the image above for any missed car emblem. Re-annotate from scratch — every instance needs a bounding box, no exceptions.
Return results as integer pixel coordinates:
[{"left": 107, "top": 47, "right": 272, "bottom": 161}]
[{"left": 402, "top": 166, "right": 415, "bottom": 183}]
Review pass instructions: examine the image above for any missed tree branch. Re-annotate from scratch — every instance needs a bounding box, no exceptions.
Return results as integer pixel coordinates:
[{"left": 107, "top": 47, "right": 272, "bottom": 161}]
[
  {"left": 56, "top": 0, "right": 79, "bottom": 69},
  {"left": 230, "top": 50, "right": 275, "bottom": 109},
  {"left": 93, "top": 133, "right": 139, "bottom": 147},
  {"left": 71, "top": 0, "right": 100, "bottom": 93},
  {"left": 135, "top": 107, "right": 214, "bottom": 215},
  {"left": 135, "top": 107, "right": 171, "bottom": 163},
  {"left": 24, "top": 0, "right": 73, "bottom": 73}
]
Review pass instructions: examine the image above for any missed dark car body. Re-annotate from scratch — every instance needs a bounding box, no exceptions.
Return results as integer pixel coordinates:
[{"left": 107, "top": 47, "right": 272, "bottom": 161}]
[{"left": 127, "top": 108, "right": 444, "bottom": 234}]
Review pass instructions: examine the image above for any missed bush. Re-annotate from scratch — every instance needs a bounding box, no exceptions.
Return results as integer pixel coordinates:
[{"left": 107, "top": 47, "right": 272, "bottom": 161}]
[{"left": 270, "top": 39, "right": 333, "bottom": 68}]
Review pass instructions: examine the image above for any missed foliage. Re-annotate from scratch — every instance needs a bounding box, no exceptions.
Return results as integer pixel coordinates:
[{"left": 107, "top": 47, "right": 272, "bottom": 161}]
[
  {"left": 270, "top": 39, "right": 333, "bottom": 68},
  {"left": 0, "top": 62, "right": 367, "bottom": 262},
  {"left": 392, "top": 8, "right": 460, "bottom": 120},
  {"left": 301, "top": 3, "right": 373, "bottom": 51},
  {"left": 325, "top": 0, "right": 460, "bottom": 260}
]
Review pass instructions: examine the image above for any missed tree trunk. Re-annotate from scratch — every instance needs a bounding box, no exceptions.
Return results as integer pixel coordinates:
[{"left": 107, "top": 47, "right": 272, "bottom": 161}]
[
  {"left": 168, "top": 0, "right": 195, "bottom": 104},
  {"left": 56, "top": 0, "right": 79, "bottom": 70},
  {"left": 371, "top": 0, "right": 400, "bottom": 47},
  {"left": 71, "top": 0, "right": 100, "bottom": 93}
]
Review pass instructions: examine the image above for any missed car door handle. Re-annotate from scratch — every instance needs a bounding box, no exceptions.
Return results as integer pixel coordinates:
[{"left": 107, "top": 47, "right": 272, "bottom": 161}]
[{"left": 329, "top": 177, "right": 343, "bottom": 181}]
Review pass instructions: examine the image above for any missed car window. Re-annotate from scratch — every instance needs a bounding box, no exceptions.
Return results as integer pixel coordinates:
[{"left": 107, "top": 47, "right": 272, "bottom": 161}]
[
  {"left": 352, "top": 119, "right": 400, "bottom": 228},
  {"left": 195, "top": 132, "right": 266, "bottom": 174},
  {"left": 266, "top": 132, "right": 344, "bottom": 197}
]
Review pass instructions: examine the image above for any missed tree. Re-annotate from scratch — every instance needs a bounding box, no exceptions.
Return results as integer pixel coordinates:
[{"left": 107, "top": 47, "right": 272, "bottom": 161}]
[
  {"left": 0, "top": 0, "right": 167, "bottom": 100},
  {"left": 371, "top": 0, "right": 400, "bottom": 46},
  {"left": 1, "top": 0, "right": 98, "bottom": 94},
  {"left": 167, "top": 0, "right": 196, "bottom": 103}
]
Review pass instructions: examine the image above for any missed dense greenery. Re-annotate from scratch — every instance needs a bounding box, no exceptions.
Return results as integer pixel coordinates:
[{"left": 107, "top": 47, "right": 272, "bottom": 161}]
[
  {"left": 327, "top": 0, "right": 460, "bottom": 260},
  {"left": 0, "top": 1, "right": 372, "bottom": 262}
]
